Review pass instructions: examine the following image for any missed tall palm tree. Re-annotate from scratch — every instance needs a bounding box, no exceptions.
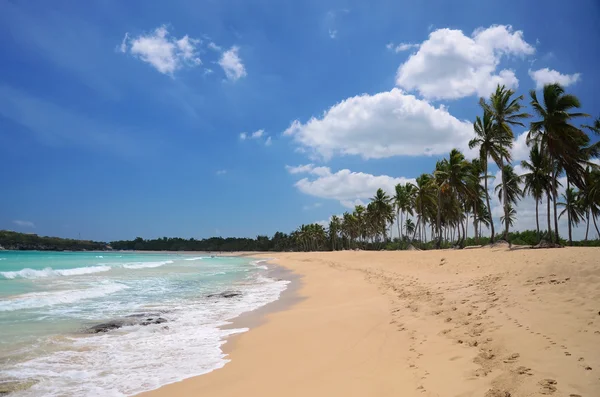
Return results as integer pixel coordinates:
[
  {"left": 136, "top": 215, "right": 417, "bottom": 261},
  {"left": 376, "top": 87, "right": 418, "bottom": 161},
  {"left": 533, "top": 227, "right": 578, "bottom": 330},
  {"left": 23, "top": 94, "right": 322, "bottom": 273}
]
[
  {"left": 465, "top": 159, "right": 486, "bottom": 244},
  {"left": 371, "top": 188, "right": 393, "bottom": 243},
  {"left": 411, "top": 174, "right": 435, "bottom": 243},
  {"left": 480, "top": 84, "right": 530, "bottom": 241},
  {"left": 394, "top": 184, "right": 406, "bottom": 243},
  {"left": 469, "top": 108, "right": 510, "bottom": 243},
  {"left": 521, "top": 144, "right": 551, "bottom": 242},
  {"left": 529, "top": 83, "right": 589, "bottom": 244},
  {"left": 329, "top": 215, "right": 341, "bottom": 251},
  {"left": 558, "top": 188, "right": 585, "bottom": 244}
]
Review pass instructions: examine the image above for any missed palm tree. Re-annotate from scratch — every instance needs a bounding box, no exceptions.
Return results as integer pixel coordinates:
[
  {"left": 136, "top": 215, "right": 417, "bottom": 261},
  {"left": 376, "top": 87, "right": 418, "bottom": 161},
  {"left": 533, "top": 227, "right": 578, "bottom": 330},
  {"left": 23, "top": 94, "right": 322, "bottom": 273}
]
[
  {"left": 521, "top": 144, "right": 551, "bottom": 242},
  {"left": 371, "top": 188, "right": 393, "bottom": 243},
  {"left": 329, "top": 215, "right": 341, "bottom": 251},
  {"left": 469, "top": 108, "right": 510, "bottom": 243},
  {"left": 480, "top": 84, "right": 530, "bottom": 242},
  {"left": 394, "top": 184, "right": 406, "bottom": 243},
  {"left": 529, "top": 83, "right": 589, "bottom": 244},
  {"left": 558, "top": 188, "right": 585, "bottom": 244},
  {"left": 495, "top": 164, "right": 523, "bottom": 212},
  {"left": 500, "top": 205, "right": 517, "bottom": 229},
  {"left": 404, "top": 218, "right": 416, "bottom": 238},
  {"left": 411, "top": 174, "right": 435, "bottom": 243},
  {"left": 465, "top": 159, "right": 486, "bottom": 244}
]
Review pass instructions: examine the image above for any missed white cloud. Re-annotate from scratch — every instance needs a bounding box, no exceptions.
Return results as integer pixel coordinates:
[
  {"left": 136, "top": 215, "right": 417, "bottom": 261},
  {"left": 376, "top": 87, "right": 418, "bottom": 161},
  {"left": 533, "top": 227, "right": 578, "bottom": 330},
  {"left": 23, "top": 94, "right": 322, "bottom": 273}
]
[
  {"left": 251, "top": 129, "right": 264, "bottom": 139},
  {"left": 218, "top": 46, "right": 246, "bottom": 81},
  {"left": 119, "top": 33, "right": 129, "bottom": 53},
  {"left": 387, "top": 42, "right": 419, "bottom": 52},
  {"left": 239, "top": 132, "right": 247, "bottom": 140},
  {"left": 287, "top": 165, "right": 415, "bottom": 208},
  {"left": 283, "top": 88, "right": 475, "bottom": 160},
  {"left": 512, "top": 131, "right": 530, "bottom": 162},
  {"left": 122, "top": 25, "right": 202, "bottom": 75},
  {"left": 216, "top": 169, "right": 227, "bottom": 175},
  {"left": 265, "top": 136, "right": 272, "bottom": 146},
  {"left": 528, "top": 68, "right": 581, "bottom": 89},
  {"left": 329, "top": 29, "right": 337, "bottom": 39},
  {"left": 208, "top": 42, "right": 222, "bottom": 51},
  {"left": 13, "top": 220, "right": 35, "bottom": 228},
  {"left": 396, "top": 25, "right": 535, "bottom": 100}
]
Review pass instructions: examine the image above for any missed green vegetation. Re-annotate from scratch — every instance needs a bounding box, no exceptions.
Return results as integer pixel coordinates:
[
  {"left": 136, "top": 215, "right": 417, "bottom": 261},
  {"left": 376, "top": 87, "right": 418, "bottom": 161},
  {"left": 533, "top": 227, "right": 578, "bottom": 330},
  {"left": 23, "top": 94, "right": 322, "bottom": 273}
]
[{"left": 0, "top": 230, "right": 107, "bottom": 251}]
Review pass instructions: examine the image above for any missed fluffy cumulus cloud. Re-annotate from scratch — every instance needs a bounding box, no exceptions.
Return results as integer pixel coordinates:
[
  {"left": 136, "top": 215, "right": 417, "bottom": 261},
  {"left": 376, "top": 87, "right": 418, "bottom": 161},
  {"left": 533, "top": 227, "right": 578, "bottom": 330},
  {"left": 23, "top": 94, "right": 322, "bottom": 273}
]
[
  {"left": 120, "top": 25, "right": 202, "bottom": 75},
  {"left": 395, "top": 25, "right": 535, "bottom": 100},
  {"left": 218, "top": 46, "right": 246, "bottom": 81},
  {"left": 13, "top": 220, "right": 35, "bottom": 228},
  {"left": 528, "top": 68, "right": 581, "bottom": 89},
  {"left": 287, "top": 164, "right": 415, "bottom": 208},
  {"left": 284, "top": 88, "right": 475, "bottom": 160}
]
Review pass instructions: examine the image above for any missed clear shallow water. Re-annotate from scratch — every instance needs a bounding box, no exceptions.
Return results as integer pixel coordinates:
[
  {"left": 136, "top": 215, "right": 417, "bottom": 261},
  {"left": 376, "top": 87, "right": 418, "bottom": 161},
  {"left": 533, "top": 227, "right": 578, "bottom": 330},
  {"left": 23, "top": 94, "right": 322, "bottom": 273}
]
[{"left": 0, "top": 251, "right": 287, "bottom": 396}]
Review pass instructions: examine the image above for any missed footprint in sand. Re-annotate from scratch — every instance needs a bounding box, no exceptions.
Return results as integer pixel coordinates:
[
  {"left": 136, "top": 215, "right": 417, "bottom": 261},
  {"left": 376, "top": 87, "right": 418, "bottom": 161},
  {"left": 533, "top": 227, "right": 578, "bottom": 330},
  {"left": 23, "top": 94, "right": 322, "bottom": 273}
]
[
  {"left": 539, "top": 379, "right": 557, "bottom": 395},
  {"left": 515, "top": 366, "right": 533, "bottom": 376},
  {"left": 503, "top": 353, "right": 520, "bottom": 363}
]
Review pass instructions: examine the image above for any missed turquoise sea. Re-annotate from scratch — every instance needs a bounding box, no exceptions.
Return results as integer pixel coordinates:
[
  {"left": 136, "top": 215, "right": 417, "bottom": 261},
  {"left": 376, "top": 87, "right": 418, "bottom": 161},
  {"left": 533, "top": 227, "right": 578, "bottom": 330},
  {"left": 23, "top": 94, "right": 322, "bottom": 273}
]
[{"left": 0, "top": 251, "right": 288, "bottom": 396}]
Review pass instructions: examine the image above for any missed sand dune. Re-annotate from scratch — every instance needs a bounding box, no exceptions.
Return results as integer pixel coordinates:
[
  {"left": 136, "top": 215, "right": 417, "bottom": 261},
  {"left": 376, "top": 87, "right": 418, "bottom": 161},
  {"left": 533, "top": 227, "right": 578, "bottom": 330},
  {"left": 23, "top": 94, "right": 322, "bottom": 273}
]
[{"left": 141, "top": 247, "right": 600, "bottom": 397}]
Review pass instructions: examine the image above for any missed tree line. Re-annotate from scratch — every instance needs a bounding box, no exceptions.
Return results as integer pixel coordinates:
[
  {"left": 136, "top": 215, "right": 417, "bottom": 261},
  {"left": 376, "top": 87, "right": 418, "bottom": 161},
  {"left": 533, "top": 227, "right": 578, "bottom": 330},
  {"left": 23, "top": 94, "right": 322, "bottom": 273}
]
[{"left": 297, "top": 83, "right": 600, "bottom": 251}]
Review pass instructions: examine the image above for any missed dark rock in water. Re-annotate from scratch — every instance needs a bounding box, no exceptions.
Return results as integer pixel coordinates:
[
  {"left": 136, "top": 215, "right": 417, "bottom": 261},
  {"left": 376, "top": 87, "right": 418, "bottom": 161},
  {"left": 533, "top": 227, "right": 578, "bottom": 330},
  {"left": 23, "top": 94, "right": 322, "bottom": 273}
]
[
  {"left": 140, "top": 317, "right": 167, "bottom": 326},
  {"left": 207, "top": 290, "right": 242, "bottom": 298},
  {"left": 88, "top": 317, "right": 168, "bottom": 333},
  {"left": 88, "top": 320, "right": 130, "bottom": 333},
  {"left": 0, "top": 380, "right": 38, "bottom": 394},
  {"left": 125, "top": 312, "right": 162, "bottom": 318}
]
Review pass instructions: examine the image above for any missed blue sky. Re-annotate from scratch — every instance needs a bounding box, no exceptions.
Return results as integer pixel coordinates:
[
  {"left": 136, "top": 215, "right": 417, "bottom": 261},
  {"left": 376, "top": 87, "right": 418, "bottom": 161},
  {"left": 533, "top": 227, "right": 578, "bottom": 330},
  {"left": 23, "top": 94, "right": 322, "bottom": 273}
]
[{"left": 1, "top": 0, "right": 599, "bottom": 241}]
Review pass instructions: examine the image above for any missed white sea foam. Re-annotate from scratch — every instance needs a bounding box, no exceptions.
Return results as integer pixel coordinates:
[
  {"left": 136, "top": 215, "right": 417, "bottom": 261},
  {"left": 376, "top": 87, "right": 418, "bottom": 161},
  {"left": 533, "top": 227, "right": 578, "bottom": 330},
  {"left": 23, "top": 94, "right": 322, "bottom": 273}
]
[
  {"left": 0, "top": 266, "right": 112, "bottom": 280},
  {"left": 121, "top": 260, "right": 173, "bottom": 269},
  {"left": 183, "top": 256, "right": 209, "bottom": 261},
  {"left": 2, "top": 274, "right": 289, "bottom": 396},
  {"left": 0, "top": 282, "right": 129, "bottom": 312}
]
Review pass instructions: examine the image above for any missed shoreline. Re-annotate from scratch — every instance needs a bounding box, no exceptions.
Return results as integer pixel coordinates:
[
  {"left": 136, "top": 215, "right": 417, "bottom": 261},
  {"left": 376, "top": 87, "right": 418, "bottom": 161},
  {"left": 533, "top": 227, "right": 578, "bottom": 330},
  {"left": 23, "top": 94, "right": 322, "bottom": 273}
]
[{"left": 140, "top": 248, "right": 600, "bottom": 397}]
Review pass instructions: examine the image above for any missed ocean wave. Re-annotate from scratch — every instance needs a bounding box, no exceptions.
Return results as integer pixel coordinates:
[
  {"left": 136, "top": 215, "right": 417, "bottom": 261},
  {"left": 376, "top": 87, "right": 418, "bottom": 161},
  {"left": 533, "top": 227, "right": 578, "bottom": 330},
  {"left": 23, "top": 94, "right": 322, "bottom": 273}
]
[
  {"left": 0, "top": 282, "right": 129, "bottom": 312},
  {"left": 1, "top": 276, "right": 290, "bottom": 395},
  {"left": 122, "top": 260, "right": 174, "bottom": 270},
  {"left": 183, "top": 257, "right": 209, "bottom": 261},
  {"left": 0, "top": 266, "right": 112, "bottom": 280}
]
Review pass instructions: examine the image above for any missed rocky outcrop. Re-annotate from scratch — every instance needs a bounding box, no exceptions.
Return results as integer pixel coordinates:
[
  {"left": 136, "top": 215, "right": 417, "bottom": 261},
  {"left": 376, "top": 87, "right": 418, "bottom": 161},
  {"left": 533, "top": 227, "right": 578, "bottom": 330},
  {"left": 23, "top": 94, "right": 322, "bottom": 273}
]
[
  {"left": 87, "top": 316, "right": 168, "bottom": 333},
  {"left": 207, "top": 290, "right": 242, "bottom": 298}
]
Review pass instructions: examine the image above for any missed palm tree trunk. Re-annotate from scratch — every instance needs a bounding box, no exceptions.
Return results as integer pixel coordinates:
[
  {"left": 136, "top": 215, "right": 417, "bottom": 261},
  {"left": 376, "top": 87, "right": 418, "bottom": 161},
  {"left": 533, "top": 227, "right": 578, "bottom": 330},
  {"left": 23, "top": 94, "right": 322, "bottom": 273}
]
[
  {"left": 535, "top": 198, "right": 540, "bottom": 243},
  {"left": 593, "top": 213, "right": 600, "bottom": 239},
  {"left": 553, "top": 169, "right": 560, "bottom": 244},
  {"left": 585, "top": 209, "right": 590, "bottom": 241},
  {"left": 546, "top": 190, "right": 552, "bottom": 239},
  {"left": 567, "top": 176, "right": 572, "bottom": 246},
  {"left": 484, "top": 159, "right": 495, "bottom": 243},
  {"left": 436, "top": 188, "right": 442, "bottom": 249},
  {"left": 501, "top": 158, "right": 509, "bottom": 241},
  {"left": 465, "top": 212, "right": 469, "bottom": 243},
  {"left": 397, "top": 209, "right": 402, "bottom": 245},
  {"left": 412, "top": 216, "right": 420, "bottom": 242}
]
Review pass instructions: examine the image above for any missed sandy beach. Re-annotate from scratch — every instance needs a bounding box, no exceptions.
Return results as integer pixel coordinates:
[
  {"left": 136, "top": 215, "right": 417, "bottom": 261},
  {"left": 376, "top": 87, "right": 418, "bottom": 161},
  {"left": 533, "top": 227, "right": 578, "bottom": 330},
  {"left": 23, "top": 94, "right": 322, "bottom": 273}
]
[{"left": 140, "top": 247, "right": 600, "bottom": 397}]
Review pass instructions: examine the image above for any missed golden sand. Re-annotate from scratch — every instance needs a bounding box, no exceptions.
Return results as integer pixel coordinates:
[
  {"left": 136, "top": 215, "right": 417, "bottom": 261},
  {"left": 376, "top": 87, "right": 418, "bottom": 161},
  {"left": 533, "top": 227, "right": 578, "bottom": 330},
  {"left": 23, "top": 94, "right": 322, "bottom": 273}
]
[{"left": 140, "top": 247, "right": 600, "bottom": 397}]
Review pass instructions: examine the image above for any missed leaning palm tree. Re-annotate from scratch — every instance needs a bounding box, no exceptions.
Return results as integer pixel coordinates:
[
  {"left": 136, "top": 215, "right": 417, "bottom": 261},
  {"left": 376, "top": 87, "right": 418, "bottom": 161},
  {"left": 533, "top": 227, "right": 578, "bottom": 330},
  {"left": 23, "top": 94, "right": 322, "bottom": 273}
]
[
  {"left": 480, "top": 84, "right": 530, "bottom": 241},
  {"left": 521, "top": 144, "right": 551, "bottom": 242},
  {"left": 469, "top": 108, "right": 511, "bottom": 243},
  {"left": 558, "top": 188, "right": 585, "bottom": 244},
  {"left": 528, "top": 83, "right": 589, "bottom": 244}
]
